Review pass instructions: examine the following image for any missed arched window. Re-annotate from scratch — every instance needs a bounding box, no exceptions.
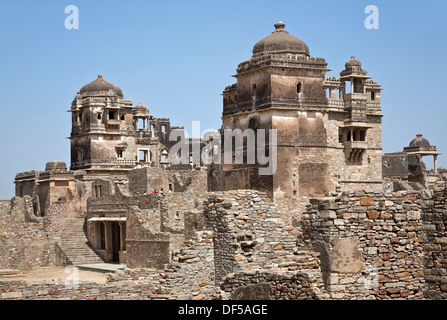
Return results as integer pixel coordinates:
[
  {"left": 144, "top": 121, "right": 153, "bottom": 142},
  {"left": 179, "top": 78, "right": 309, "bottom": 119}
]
[{"left": 297, "top": 82, "right": 302, "bottom": 94}]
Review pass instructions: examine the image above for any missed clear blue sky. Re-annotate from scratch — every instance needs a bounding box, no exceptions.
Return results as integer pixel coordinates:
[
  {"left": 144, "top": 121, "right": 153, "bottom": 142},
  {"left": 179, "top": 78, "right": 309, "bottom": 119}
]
[{"left": 0, "top": 0, "right": 446, "bottom": 199}]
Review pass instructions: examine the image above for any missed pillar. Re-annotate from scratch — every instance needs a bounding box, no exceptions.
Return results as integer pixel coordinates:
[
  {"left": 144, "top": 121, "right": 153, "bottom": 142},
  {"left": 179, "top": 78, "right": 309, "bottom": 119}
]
[
  {"left": 119, "top": 221, "right": 126, "bottom": 251},
  {"left": 104, "top": 222, "right": 111, "bottom": 251},
  {"left": 434, "top": 155, "right": 438, "bottom": 174}
]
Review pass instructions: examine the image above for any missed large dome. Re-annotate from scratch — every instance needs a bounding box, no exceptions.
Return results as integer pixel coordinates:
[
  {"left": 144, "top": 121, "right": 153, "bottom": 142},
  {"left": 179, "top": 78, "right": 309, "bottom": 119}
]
[
  {"left": 79, "top": 75, "right": 123, "bottom": 97},
  {"left": 252, "top": 21, "right": 310, "bottom": 56}
]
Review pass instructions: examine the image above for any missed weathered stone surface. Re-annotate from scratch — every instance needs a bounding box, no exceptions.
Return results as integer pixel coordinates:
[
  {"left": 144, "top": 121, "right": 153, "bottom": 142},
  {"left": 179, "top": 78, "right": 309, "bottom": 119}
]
[
  {"left": 367, "top": 210, "right": 380, "bottom": 219},
  {"left": 360, "top": 197, "right": 374, "bottom": 206},
  {"left": 230, "top": 283, "right": 271, "bottom": 300},
  {"left": 330, "top": 238, "right": 363, "bottom": 273}
]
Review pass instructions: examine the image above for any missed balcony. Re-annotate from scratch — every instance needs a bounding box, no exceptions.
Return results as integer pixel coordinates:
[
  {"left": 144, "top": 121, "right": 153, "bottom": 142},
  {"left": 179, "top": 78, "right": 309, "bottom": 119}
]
[
  {"left": 71, "top": 159, "right": 136, "bottom": 169},
  {"left": 344, "top": 93, "right": 367, "bottom": 100},
  {"left": 344, "top": 140, "right": 367, "bottom": 149},
  {"left": 106, "top": 119, "right": 121, "bottom": 126}
]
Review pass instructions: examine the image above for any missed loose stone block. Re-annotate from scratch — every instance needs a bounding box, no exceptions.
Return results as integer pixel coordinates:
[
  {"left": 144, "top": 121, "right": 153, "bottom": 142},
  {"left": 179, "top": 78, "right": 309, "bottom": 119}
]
[{"left": 360, "top": 198, "right": 374, "bottom": 206}]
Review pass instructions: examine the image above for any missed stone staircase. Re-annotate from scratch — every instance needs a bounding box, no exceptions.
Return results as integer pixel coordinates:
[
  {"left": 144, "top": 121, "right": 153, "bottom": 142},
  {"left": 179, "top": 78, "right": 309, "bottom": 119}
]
[{"left": 58, "top": 217, "right": 105, "bottom": 266}]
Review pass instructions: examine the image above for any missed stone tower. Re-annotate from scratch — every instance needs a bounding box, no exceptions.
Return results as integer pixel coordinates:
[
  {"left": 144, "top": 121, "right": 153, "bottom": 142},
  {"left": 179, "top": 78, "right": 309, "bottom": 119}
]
[
  {"left": 69, "top": 75, "right": 136, "bottom": 172},
  {"left": 218, "top": 22, "right": 383, "bottom": 202},
  {"left": 68, "top": 75, "right": 179, "bottom": 173}
]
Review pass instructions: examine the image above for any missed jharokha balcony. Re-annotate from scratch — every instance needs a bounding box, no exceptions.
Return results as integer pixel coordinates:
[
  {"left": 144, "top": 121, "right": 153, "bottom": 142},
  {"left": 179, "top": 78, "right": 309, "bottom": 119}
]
[
  {"left": 344, "top": 140, "right": 367, "bottom": 149},
  {"left": 71, "top": 158, "right": 136, "bottom": 170}
]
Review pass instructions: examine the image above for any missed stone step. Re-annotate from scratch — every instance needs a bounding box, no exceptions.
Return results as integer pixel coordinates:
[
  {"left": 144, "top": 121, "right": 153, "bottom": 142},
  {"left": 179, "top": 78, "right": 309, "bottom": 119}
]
[
  {"left": 58, "top": 218, "right": 105, "bottom": 265},
  {"left": 66, "top": 251, "right": 101, "bottom": 255},
  {"left": 0, "top": 269, "right": 25, "bottom": 278}
]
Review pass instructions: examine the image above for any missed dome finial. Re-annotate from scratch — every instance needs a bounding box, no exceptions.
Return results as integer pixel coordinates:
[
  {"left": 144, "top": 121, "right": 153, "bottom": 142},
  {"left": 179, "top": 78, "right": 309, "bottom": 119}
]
[
  {"left": 98, "top": 74, "right": 103, "bottom": 78},
  {"left": 274, "top": 21, "right": 285, "bottom": 31}
]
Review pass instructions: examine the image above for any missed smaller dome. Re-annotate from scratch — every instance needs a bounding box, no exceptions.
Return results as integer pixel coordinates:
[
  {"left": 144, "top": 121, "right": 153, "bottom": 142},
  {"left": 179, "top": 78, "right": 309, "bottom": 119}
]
[
  {"left": 45, "top": 161, "right": 67, "bottom": 173},
  {"left": 345, "top": 56, "right": 362, "bottom": 68},
  {"left": 135, "top": 102, "right": 147, "bottom": 109},
  {"left": 79, "top": 75, "right": 123, "bottom": 97},
  {"left": 409, "top": 134, "right": 431, "bottom": 148},
  {"left": 133, "top": 102, "right": 150, "bottom": 116},
  {"left": 340, "top": 56, "right": 367, "bottom": 77}
]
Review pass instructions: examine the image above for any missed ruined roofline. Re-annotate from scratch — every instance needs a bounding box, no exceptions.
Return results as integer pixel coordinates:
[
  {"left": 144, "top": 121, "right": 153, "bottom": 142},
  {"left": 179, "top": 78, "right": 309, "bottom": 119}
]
[{"left": 15, "top": 170, "right": 44, "bottom": 179}]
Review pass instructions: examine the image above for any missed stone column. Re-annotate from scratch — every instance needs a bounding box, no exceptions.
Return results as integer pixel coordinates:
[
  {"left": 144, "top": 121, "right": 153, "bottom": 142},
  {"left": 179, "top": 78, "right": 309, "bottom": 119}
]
[
  {"left": 434, "top": 155, "right": 438, "bottom": 174},
  {"left": 94, "top": 222, "right": 100, "bottom": 249},
  {"left": 119, "top": 221, "right": 126, "bottom": 251},
  {"left": 104, "top": 222, "right": 111, "bottom": 251}
]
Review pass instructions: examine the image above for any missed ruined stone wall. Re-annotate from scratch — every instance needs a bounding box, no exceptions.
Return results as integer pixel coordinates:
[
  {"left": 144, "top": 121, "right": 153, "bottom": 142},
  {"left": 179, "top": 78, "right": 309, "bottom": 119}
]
[
  {"left": 129, "top": 167, "right": 207, "bottom": 195},
  {"left": 3, "top": 185, "right": 447, "bottom": 300},
  {"left": 170, "top": 169, "right": 208, "bottom": 193},
  {"left": 0, "top": 230, "right": 217, "bottom": 301},
  {"left": 0, "top": 197, "right": 55, "bottom": 270},
  {"left": 203, "top": 190, "right": 326, "bottom": 299},
  {"left": 0, "top": 270, "right": 159, "bottom": 300},
  {"left": 300, "top": 190, "right": 426, "bottom": 299},
  {"left": 128, "top": 167, "right": 166, "bottom": 195},
  {"left": 14, "top": 171, "right": 41, "bottom": 197},
  {"left": 421, "top": 180, "right": 447, "bottom": 299},
  {"left": 0, "top": 200, "right": 9, "bottom": 215},
  {"left": 221, "top": 270, "right": 326, "bottom": 300},
  {"left": 163, "top": 191, "right": 208, "bottom": 251},
  {"left": 164, "top": 230, "right": 217, "bottom": 299}
]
